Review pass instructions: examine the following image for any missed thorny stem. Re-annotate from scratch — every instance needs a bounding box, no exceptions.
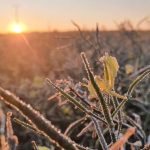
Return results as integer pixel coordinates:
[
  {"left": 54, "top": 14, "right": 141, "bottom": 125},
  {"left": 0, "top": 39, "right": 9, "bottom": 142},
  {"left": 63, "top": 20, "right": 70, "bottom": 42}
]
[
  {"left": 31, "top": 141, "right": 39, "bottom": 150},
  {"left": 0, "top": 87, "right": 81, "bottom": 150},
  {"left": 127, "top": 68, "right": 150, "bottom": 97},
  {"left": 13, "top": 118, "right": 44, "bottom": 136},
  {"left": 69, "top": 87, "right": 104, "bottom": 116},
  {"left": 112, "top": 68, "right": 150, "bottom": 118},
  {"left": 112, "top": 96, "right": 122, "bottom": 139},
  {"left": 112, "top": 99, "right": 128, "bottom": 118},
  {"left": 81, "top": 52, "right": 116, "bottom": 143},
  {"left": 92, "top": 117, "right": 108, "bottom": 150},
  {"left": 125, "top": 115, "right": 146, "bottom": 143},
  {"left": 64, "top": 116, "right": 87, "bottom": 136},
  {"left": 47, "top": 79, "right": 107, "bottom": 125}
]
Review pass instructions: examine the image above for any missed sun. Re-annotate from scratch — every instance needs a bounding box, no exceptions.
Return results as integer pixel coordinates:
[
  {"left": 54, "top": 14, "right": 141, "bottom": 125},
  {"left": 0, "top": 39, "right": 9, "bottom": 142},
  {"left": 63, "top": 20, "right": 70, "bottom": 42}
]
[
  {"left": 13, "top": 24, "right": 22, "bottom": 33},
  {"left": 10, "top": 23, "right": 25, "bottom": 34}
]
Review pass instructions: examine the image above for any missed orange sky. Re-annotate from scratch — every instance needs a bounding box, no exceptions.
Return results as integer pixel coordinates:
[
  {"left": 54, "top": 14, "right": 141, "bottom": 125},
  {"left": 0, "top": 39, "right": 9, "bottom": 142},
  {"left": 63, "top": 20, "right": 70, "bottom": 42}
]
[{"left": 0, "top": 0, "right": 150, "bottom": 33}]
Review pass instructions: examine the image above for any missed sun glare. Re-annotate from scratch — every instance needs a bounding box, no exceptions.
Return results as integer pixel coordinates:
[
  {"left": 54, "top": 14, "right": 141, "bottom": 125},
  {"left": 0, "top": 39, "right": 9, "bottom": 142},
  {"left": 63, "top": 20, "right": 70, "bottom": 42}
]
[{"left": 10, "top": 23, "right": 25, "bottom": 34}]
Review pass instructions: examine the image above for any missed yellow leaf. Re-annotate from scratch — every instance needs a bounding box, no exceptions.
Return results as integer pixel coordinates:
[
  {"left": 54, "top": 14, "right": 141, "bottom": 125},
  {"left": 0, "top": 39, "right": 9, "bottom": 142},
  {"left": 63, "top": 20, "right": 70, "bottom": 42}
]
[
  {"left": 84, "top": 53, "right": 126, "bottom": 100},
  {"left": 86, "top": 81, "right": 97, "bottom": 98},
  {"left": 100, "top": 53, "right": 119, "bottom": 89},
  {"left": 85, "top": 77, "right": 126, "bottom": 99},
  {"left": 85, "top": 76, "right": 109, "bottom": 98},
  {"left": 125, "top": 64, "right": 134, "bottom": 74},
  {"left": 95, "top": 76, "right": 108, "bottom": 91}
]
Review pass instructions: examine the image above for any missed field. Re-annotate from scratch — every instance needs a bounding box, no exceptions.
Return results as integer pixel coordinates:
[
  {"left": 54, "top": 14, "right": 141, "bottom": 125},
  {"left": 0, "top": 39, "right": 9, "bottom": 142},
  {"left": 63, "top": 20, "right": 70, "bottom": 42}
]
[{"left": 0, "top": 29, "right": 149, "bottom": 150}]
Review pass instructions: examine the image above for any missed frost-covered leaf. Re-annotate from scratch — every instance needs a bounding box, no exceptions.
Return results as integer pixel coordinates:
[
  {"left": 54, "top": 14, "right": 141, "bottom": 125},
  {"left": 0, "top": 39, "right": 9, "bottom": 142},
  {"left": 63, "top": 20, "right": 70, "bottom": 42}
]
[
  {"left": 100, "top": 53, "right": 119, "bottom": 89},
  {"left": 84, "top": 53, "right": 126, "bottom": 99}
]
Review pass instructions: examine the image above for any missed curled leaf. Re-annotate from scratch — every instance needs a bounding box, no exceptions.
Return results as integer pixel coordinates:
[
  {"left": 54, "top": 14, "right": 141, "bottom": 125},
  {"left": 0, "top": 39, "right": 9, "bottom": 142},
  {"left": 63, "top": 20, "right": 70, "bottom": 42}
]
[
  {"left": 84, "top": 53, "right": 126, "bottom": 100},
  {"left": 100, "top": 53, "right": 119, "bottom": 89}
]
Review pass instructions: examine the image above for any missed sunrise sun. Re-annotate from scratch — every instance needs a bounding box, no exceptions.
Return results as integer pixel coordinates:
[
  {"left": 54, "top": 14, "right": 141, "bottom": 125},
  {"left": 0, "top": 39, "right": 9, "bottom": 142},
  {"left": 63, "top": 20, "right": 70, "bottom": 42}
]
[{"left": 10, "top": 23, "right": 26, "bottom": 34}]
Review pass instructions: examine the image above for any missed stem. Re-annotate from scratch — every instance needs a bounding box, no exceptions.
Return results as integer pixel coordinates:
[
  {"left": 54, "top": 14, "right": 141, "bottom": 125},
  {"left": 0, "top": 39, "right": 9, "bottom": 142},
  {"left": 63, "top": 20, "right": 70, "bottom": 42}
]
[
  {"left": 92, "top": 117, "right": 108, "bottom": 150},
  {"left": 47, "top": 79, "right": 107, "bottom": 125},
  {"left": 81, "top": 52, "right": 116, "bottom": 142},
  {"left": 0, "top": 87, "right": 79, "bottom": 150}
]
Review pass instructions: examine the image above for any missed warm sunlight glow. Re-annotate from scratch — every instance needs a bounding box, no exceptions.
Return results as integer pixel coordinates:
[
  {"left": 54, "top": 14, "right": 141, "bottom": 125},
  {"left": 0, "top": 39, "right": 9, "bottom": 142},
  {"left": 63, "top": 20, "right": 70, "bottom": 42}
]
[
  {"left": 13, "top": 24, "right": 22, "bottom": 33},
  {"left": 10, "top": 23, "right": 26, "bottom": 34}
]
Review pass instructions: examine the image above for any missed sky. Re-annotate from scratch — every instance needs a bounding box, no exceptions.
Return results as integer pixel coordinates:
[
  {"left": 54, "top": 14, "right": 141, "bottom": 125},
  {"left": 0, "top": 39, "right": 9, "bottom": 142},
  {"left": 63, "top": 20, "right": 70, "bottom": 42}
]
[{"left": 0, "top": 0, "right": 150, "bottom": 33}]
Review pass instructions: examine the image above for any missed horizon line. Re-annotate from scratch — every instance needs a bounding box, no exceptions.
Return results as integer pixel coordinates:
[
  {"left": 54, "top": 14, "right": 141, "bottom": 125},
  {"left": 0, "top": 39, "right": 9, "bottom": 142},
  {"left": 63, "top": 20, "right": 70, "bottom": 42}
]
[{"left": 1, "top": 28, "right": 150, "bottom": 35}]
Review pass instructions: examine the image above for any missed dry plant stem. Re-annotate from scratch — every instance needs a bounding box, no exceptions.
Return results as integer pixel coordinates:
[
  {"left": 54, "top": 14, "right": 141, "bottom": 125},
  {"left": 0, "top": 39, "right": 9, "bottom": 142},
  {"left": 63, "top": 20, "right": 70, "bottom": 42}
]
[
  {"left": 0, "top": 87, "right": 80, "bottom": 150},
  {"left": 6, "top": 112, "right": 18, "bottom": 150},
  {"left": 142, "top": 144, "right": 150, "bottom": 150},
  {"left": 69, "top": 87, "right": 103, "bottom": 116},
  {"left": 71, "top": 21, "right": 98, "bottom": 52},
  {"left": 64, "top": 116, "right": 86, "bottom": 136},
  {"left": 77, "top": 122, "right": 93, "bottom": 137},
  {"left": 92, "top": 117, "right": 108, "bottom": 150},
  {"left": 13, "top": 118, "right": 44, "bottom": 136},
  {"left": 125, "top": 115, "right": 146, "bottom": 143},
  {"left": 112, "top": 97, "right": 122, "bottom": 139},
  {"left": 81, "top": 52, "right": 116, "bottom": 143},
  {"left": 112, "top": 99, "right": 128, "bottom": 118},
  {"left": 0, "top": 109, "right": 9, "bottom": 150},
  {"left": 136, "top": 16, "right": 150, "bottom": 29},
  {"left": 31, "top": 141, "right": 39, "bottom": 150},
  {"left": 113, "top": 68, "right": 150, "bottom": 118},
  {"left": 47, "top": 79, "right": 107, "bottom": 125}
]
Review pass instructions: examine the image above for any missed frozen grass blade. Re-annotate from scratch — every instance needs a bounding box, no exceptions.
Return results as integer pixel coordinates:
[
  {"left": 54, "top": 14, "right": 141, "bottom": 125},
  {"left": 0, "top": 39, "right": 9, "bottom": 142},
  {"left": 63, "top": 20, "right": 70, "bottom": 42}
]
[
  {"left": 125, "top": 115, "right": 146, "bottom": 143},
  {"left": 64, "top": 116, "right": 86, "bottom": 136},
  {"left": 92, "top": 117, "right": 108, "bottom": 150},
  {"left": 112, "top": 68, "right": 150, "bottom": 118},
  {"left": 13, "top": 118, "right": 44, "bottom": 136},
  {"left": 46, "top": 78, "right": 107, "bottom": 124},
  {"left": 81, "top": 52, "right": 116, "bottom": 142},
  {"left": 112, "top": 99, "right": 128, "bottom": 118},
  {"left": 112, "top": 97, "right": 123, "bottom": 139},
  {"left": 69, "top": 87, "right": 103, "bottom": 117},
  {"left": 127, "top": 68, "right": 150, "bottom": 97}
]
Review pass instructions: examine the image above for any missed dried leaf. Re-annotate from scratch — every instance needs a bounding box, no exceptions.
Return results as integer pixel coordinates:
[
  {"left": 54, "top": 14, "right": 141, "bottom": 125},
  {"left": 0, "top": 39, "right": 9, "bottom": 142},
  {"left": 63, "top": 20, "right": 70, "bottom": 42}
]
[{"left": 109, "top": 127, "right": 136, "bottom": 150}]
